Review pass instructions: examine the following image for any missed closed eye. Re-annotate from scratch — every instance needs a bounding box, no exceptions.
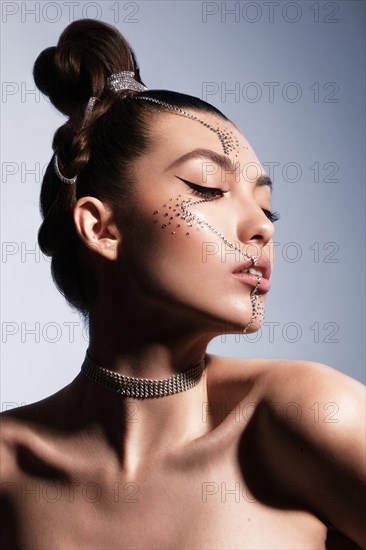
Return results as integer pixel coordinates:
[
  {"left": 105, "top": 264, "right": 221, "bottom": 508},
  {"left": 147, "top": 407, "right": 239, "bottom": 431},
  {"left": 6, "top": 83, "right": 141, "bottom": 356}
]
[
  {"left": 175, "top": 176, "right": 225, "bottom": 198},
  {"left": 175, "top": 175, "right": 280, "bottom": 222}
]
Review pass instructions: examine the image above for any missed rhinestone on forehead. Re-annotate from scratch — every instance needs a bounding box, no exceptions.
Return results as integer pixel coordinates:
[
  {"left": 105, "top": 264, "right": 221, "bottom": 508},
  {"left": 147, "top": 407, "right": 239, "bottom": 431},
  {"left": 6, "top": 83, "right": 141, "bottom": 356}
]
[
  {"left": 141, "top": 97, "right": 264, "bottom": 334},
  {"left": 135, "top": 96, "right": 241, "bottom": 157}
]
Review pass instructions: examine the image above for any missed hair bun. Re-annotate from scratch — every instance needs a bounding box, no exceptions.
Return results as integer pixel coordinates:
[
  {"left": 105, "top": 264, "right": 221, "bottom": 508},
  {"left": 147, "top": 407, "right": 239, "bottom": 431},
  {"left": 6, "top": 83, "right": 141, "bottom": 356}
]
[
  {"left": 33, "top": 19, "right": 139, "bottom": 117},
  {"left": 33, "top": 46, "right": 57, "bottom": 98}
]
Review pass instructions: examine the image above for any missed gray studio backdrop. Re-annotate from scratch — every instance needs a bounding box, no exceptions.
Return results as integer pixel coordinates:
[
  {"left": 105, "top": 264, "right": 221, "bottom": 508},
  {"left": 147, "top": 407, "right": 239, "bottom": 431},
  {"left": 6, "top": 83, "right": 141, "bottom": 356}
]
[{"left": 1, "top": 0, "right": 365, "bottom": 409}]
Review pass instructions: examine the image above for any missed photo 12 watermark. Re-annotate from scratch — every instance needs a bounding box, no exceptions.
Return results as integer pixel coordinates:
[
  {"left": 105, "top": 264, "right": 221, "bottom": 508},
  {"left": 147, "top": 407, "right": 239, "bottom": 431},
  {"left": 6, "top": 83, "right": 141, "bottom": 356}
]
[
  {"left": 201, "top": 2, "right": 341, "bottom": 24},
  {"left": 1, "top": 1, "right": 140, "bottom": 24}
]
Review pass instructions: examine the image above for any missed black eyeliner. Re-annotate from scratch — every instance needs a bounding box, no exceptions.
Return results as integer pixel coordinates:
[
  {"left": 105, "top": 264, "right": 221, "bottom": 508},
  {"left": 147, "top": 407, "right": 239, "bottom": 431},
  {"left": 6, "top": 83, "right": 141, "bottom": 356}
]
[{"left": 174, "top": 175, "right": 228, "bottom": 193}]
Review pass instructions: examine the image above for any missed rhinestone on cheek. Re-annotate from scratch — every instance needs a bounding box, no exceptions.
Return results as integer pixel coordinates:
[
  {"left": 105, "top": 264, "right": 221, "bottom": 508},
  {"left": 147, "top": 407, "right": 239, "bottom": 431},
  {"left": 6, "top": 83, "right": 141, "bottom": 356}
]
[
  {"left": 178, "top": 194, "right": 264, "bottom": 334},
  {"left": 140, "top": 97, "right": 263, "bottom": 333}
]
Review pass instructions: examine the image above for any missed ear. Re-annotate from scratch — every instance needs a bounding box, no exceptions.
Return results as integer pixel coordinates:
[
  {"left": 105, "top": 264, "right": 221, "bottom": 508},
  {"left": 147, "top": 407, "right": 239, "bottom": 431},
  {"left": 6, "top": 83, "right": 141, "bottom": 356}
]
[{"left": 73, "top": 196, "right": 120, "bottom": 261}]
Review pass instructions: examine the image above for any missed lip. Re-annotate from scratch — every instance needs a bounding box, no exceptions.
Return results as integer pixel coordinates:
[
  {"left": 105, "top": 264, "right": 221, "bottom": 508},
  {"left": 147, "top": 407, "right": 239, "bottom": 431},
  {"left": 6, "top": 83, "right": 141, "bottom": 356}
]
[{"left": 231, "top": 254, "right": 272, "bottom": 294}]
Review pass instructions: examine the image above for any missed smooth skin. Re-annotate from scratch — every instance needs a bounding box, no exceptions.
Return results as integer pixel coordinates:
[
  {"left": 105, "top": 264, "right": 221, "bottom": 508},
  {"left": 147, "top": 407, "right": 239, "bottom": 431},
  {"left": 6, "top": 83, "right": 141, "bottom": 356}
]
[{"left": 1, "top": 111, "right": 365, "bottom": 549}]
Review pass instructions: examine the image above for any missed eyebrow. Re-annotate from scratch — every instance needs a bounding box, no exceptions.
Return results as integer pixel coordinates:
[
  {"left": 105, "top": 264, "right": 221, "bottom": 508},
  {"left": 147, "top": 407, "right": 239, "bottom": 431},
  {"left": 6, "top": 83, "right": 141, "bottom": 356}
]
[{"left": 165, "top": 147, "right": 272, "bottom": 192}]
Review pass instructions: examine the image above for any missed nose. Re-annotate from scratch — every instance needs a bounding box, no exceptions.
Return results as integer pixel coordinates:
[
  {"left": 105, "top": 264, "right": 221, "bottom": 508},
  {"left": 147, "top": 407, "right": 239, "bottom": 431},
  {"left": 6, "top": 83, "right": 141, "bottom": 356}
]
[{"left": 236, "top": 198, "right": 275, "bottom": 252}]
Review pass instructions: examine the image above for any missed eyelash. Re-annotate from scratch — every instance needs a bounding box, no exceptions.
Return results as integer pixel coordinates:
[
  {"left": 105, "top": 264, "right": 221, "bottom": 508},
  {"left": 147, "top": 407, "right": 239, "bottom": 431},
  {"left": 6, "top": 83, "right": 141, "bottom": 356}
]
[
  {"left": 179, "top": 178, "right": 281, "bottom": 223},
  {"left": 262, "top": 209, "right": 281, "bottom": 223}
]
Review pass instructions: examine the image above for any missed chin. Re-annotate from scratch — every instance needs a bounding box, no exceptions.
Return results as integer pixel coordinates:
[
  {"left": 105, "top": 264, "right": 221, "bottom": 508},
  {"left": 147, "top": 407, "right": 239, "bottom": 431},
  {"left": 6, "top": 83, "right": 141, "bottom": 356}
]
[{"left": 197, "top": 308, "right": 266, "bottom": 341}]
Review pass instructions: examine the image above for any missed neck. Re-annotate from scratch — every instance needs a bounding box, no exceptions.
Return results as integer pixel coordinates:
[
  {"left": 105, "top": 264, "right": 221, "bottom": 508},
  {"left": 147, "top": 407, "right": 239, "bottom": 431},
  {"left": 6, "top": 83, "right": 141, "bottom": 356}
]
[
  {"left": 81, "top": 348, "right": 206, "bottom": 399},
  {"left": 66, "top": 285, "right": 225, "bottom": 477},
  {"left": 67, "top": 325, "right": 218, "bottom": 479},
  {"left": 70, "top": 358, "right": 213, "bottom": 479}
]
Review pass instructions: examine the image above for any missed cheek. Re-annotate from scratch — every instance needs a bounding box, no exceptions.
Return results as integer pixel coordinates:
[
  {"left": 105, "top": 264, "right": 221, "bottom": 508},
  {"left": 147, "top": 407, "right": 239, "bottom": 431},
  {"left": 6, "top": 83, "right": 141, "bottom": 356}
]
[
  {"left": 122, "top": 194, "right": 213, "bottom": 301},
  {"left": 147, "top": 195, "right": 219, "bottom": 287},
  {"left": 149, "top": 196, "right": 233, "bottom": 295},
  {"left": 126, "top": 191, "right": 224, "bottom": 282},
  {"left": 152, "top": 195, "right": 199, "bottom": 239},
  {"left": 150, "top": 193, "right": 235, "bottom": 270}
]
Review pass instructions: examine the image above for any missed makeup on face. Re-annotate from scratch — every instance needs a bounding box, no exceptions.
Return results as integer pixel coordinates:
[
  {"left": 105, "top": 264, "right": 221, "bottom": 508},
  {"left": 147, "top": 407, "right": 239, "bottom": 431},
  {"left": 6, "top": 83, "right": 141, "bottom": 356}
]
[
  {"left": 146, "top": 106, "right": 268, "bottom": 334},
  {"left": 152, "top": 191, "right": 265, "bottom": 334}
]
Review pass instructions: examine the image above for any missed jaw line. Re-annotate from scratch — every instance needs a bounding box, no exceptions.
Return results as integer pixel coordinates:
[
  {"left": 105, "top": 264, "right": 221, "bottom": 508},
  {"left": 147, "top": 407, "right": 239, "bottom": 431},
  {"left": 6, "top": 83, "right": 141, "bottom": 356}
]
[{"left": 179, "top": 197, "right": 265, "bottom": 334}]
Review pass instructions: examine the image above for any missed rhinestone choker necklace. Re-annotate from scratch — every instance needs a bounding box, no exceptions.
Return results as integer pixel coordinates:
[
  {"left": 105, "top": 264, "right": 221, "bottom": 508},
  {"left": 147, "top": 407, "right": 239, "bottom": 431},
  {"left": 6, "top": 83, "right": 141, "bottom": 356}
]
[{"left": 80, "top": 349, "right": 207, "bottom": 399}]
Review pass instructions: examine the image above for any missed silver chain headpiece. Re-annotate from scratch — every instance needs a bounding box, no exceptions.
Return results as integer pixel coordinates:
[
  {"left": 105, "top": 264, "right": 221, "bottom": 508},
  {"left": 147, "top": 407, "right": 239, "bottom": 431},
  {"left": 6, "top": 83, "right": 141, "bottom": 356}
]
[
  {"left": 105, "top": 71, "right": 148, "bottom": 93},
  {"left": 52, "top": 71, "right": 264, "bottom": 337},
  {"left": 53, "top": 71, "right": 147, "bottom": 185},
  {"left": 80, "top": 348, "right": 206, "bottom": 399}
]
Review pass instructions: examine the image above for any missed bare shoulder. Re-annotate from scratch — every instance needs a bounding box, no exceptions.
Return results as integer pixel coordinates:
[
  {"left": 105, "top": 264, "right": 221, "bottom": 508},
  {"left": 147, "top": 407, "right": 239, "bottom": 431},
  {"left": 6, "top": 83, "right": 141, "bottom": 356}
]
[
  {"left": 0, "top": 385, "right": 74, "bottom": 485},
  {"left": 211, "top": 353, "right": 365, "bottom": 479},
  {"left": 0, "top": 400, "right": 42, "bottom": 473},
  {"left": 251, "top": 358, "right": 365, "bottom": 547},
  {"left": 207, "top": 352, "right": 365, "bottom": 408},
  {"left": 207, "top": 354, "right": 366, "bottom": 546},
  {"left": 258, "top": 357, "right": 366, "bottom": 448},
  {"left": 260, "top": 357, "right": 365, "bottom": 402},
  {"left": 0, "top": 408, "right": 29, "bottom": 491},
  {"left": 0, "top": 418, "right": 16, "bottom": 477}
]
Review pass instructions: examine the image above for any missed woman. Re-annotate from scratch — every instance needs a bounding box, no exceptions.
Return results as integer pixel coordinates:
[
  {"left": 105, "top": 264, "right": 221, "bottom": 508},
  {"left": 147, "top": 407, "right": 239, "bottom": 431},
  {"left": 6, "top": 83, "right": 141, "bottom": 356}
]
[{"left": 1, "top": 19, "right": 364, "bottom": 550}]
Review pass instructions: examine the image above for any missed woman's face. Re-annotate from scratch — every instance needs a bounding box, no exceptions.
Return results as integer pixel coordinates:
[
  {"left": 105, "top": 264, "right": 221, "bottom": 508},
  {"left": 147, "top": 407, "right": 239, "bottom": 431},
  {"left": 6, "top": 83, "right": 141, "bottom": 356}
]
[{"left": 115, "top": 110, "right": 276, "bottom": 337}]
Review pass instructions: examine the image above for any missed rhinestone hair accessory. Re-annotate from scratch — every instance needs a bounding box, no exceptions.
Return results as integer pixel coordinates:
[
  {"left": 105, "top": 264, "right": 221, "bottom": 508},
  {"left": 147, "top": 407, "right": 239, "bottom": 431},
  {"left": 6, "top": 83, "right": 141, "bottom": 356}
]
[
  {"left": 105, "top": 71, "right": 148, "bottom": 93},
  {"left": 82, "top": 96, "right": 100, "bottom": 128},
  {"left": 53, "top": 153, "right": 77, "bottom": 185},
  {"left": 54, "top": 96, "right": 100, "bottom": 185},
  {"left": 53, "top": 72, "right": 146, "bottom": 185},
  {"left": 80, "top": 348, "right": 207, "bottom": 399}
]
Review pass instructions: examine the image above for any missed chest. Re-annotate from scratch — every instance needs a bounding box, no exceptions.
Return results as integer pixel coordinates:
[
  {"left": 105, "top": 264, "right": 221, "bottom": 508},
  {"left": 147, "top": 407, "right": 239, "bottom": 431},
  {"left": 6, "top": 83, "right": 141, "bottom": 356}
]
[{"left": 11, "top": 462, "right": 327, "bottom": 549}]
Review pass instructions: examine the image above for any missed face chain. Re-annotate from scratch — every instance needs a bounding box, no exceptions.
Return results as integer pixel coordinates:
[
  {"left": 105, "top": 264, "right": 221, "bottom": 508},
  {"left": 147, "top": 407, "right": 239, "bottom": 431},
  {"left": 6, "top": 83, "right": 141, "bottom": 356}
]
[
  {"left": 136, "top": 96, "right": 264, "bottom": 334},
  {"left": 181, "top": 196, "right": 264, "bottom": 334},
  {"left": 153, "top": 195, "right": 264, "bottom": 334}
]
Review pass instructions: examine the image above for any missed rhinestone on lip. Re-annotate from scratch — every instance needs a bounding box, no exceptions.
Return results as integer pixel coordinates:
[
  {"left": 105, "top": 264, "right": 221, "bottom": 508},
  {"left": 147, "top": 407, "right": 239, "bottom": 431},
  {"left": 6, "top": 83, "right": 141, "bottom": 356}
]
[
  {"left": 156, "top": 192, "right": 264, "bottom": 334},
  {"left": 140, "top": 96, "right": 264, "bottom": 333},
  {"left": 242, "top": 274, "right": 263, "bottom": 334},
  {"left": 178, "top": 195, "right": 265, "bottom": 334}
]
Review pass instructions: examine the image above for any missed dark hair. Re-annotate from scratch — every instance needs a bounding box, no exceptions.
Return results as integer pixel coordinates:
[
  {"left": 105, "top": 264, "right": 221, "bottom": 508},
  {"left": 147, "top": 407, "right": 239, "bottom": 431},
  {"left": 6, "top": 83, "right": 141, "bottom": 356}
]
[{"left": 33, "top": 19, "right": 229, "bottom": 322}]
